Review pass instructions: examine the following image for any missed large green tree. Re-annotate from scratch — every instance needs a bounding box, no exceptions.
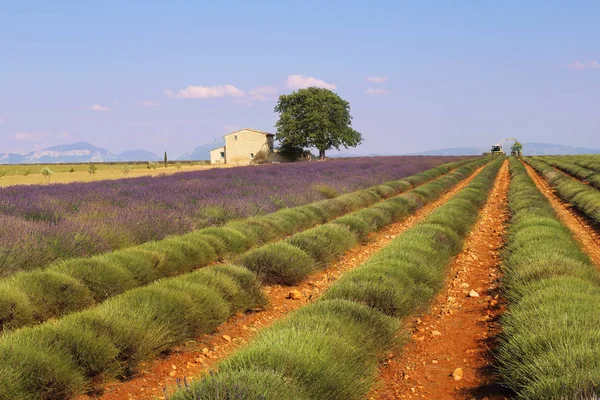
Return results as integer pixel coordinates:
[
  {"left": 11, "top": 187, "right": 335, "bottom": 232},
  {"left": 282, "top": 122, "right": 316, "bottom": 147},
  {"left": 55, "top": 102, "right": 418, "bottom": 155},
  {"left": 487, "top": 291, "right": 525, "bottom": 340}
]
[{"left": 274, "top": 87, "right": 362, "bottom": 160}]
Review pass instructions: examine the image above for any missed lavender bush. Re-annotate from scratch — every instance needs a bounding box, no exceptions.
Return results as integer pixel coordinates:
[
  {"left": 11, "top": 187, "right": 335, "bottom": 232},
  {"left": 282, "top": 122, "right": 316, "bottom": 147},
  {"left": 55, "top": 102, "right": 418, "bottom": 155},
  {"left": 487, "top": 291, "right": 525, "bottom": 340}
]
[{"left": 0, "top": 156, "right": 466, "bottom": 275}]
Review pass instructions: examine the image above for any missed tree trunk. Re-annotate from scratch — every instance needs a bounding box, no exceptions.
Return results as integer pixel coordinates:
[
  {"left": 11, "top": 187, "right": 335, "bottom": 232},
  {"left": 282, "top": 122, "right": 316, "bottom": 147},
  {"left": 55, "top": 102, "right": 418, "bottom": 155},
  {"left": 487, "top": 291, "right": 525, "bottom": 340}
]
[{"left": 319, "top": 149, "right": 326, "bottom": 160}]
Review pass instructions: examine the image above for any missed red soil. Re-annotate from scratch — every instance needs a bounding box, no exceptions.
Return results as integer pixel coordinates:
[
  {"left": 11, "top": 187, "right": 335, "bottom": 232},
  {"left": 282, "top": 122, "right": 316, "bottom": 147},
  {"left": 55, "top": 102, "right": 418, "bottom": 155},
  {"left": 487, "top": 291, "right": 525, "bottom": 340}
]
[
  {"left": 83, "top": 166, "right": 486, "bottom": 400},
  {"left": 523, "top": 161, "right": 600, "bottom": 268},
  {"left": 370, "top": 160, "right": 511, "bottom": 400}
]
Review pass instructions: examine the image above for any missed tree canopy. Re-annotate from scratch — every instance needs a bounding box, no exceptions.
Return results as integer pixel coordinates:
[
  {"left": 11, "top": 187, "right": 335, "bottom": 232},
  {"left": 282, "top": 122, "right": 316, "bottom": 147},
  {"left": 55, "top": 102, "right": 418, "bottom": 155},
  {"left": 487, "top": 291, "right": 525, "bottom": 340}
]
[{"left": 274, "top": 87, "right": 362, "bottom": 159}]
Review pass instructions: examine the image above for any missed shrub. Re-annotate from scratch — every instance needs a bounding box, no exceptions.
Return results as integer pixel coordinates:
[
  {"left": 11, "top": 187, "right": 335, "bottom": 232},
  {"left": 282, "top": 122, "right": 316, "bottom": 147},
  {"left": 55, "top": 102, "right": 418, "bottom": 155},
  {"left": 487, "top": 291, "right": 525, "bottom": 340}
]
[
  {"left": 53, "top": 257, "right": 138, "bottom": 302},
  {"left": 0, "top": 284, "right": 34, "bottom": 331},
  {"left": 101, "top": 248, "right": 165, "bottom": 285},
  {"left": 9, "top": 270, "right": 95, "bottom": 322},
  {"left": 0, "top": 328, "right": 86, "bottom": 399},
  {"left": 40, "top": 167, "right": 53, "bottom": 183},
  {"left": 287, "top": 224, "right": 357, "bottom": 266},
  {"left": 312, "top": 183, "right": 339, "bottom": 199},
  {"left": 227, "top": 218, "right": 281, "bottom": 244},
  {"left": 172, "top": 370, "right": 311, "bottom": 400},
  {"left": 239, "top": 242, "right": 315, "bottom": 285},
  {"left": 331, "top": 215, "right": 373, "bottom": 241},
  {"left": 196, "top": 227, "right": 252, "bottom": 254}
]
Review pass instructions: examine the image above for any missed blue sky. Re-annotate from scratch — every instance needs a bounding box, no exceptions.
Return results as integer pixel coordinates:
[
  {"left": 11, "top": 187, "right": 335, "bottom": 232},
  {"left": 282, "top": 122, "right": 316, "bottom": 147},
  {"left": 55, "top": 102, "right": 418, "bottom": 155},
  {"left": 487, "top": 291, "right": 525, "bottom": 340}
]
[{"left": 1, "top": 0, "right": 599, "bottom": 157}]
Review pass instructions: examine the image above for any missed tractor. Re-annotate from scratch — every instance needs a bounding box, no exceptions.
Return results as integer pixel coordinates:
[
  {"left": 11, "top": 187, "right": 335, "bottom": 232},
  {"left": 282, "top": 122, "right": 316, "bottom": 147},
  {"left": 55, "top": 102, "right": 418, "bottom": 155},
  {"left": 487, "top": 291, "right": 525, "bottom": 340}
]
[{"left": 487, "top": 138, "right": 523, "bottom": 156}]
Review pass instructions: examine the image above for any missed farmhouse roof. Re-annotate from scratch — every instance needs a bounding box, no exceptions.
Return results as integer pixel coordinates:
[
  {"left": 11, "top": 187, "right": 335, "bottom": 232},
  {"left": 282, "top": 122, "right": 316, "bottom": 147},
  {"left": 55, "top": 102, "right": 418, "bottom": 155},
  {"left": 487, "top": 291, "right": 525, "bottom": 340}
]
[
  {"left": 211, "top": 146, "right": 226, "bottom": 151},
  {"left": 224, "top": 128, "right": 274, "bottom": 137}
]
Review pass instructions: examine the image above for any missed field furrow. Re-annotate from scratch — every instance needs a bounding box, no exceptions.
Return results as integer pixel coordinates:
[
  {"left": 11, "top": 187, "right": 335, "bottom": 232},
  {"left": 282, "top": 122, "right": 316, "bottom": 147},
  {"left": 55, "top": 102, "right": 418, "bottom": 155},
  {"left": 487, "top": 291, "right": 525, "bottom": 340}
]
[
  {"left": 88, "top": 158, "right": 493, "bottom": 400},
  {"left": 168, "top": 159, "right": 503, "bottom": 400},
  {"left": 370, "top": 160, "right": 510, "bottom": 400}
]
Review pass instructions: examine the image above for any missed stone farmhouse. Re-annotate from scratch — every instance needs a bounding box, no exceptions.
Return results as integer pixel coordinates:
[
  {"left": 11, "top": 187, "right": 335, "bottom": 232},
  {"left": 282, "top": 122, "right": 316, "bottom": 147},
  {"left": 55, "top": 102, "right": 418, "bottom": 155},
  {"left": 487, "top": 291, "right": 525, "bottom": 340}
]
[{"left": 210, "top": 128, "right": 276, "bottom": 165}]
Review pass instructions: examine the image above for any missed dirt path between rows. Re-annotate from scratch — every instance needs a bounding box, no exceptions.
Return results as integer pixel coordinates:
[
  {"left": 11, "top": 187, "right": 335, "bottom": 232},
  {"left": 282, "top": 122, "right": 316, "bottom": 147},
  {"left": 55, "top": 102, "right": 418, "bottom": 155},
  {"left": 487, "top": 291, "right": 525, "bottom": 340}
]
[
  {"left": 86, "top": 166, "right": 488, "bottom": 400},
  {"left": 371, "top": 160, "right": 511, "bottom": 400},
  {"left": 523, "top": 161, "right": 600, "bottom": 268}
]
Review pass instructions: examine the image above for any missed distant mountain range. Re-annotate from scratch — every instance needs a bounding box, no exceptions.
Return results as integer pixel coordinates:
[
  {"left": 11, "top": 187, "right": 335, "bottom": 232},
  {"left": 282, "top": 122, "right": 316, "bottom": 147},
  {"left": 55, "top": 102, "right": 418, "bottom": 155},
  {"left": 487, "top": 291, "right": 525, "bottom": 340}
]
[
  {"left": 0, "top": 142, "right": 161, "bottom": 164},
  {"left": 177, "top": 137, "right": 225, "bottom": 161},
  {"left": 1, "top": 141, "right": 599, "bottom": 164}
]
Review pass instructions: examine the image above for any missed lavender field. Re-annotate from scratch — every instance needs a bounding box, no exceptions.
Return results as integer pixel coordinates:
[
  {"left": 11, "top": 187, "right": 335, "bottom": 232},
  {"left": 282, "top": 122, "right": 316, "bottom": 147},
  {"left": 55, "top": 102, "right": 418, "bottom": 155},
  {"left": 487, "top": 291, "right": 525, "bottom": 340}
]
[{"left": 0, "top": 156, "right": 465, "bottom": 276}]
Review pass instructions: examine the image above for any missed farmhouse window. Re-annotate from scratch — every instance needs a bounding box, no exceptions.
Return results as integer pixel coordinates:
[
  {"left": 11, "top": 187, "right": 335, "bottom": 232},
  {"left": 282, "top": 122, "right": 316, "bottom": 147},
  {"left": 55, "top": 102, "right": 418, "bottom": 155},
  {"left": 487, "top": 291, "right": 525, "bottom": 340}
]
[
  {"left": 234, "top": 135, "right": 238, "bottom": 140},
  {"left": 220, "top": 152, "right": 225, "bottom": 158},
  {"left": 250, "top": 153, "right": 255, "bottom": 159}
]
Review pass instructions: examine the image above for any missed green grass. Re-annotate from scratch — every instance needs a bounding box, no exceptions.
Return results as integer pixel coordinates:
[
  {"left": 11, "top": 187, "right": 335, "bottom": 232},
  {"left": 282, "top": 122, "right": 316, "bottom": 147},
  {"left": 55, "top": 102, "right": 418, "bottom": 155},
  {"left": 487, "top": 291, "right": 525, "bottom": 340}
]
[{"left": 497, "top": 158, "right": 600, "bottom": 399}]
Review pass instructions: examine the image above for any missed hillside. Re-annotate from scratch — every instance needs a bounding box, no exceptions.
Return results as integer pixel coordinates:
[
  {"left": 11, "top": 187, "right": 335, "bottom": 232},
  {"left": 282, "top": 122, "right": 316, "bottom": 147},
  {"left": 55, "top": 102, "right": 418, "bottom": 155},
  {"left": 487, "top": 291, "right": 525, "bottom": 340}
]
[
  {"left": 177, "top": 137, "right": 225, "bottom": 161},
  {"left": 0, "top": 142, "right": 160, "bottom": 164}
]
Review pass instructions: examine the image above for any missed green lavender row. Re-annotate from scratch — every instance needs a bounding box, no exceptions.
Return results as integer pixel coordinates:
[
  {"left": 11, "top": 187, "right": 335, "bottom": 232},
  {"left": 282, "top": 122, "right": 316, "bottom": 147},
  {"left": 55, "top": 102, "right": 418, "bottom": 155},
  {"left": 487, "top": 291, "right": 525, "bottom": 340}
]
[
  {"left": 524, "top": 157, "right": 600, "bottom": 224},
  {"left": 0, "top": 158, "right": 482, "bottom": 333},
  {"left": 172, "top": 159, "right": 503, "bottom": 400},
  {"left": 497, "top": 159, "right": 600, "bottom": 399},
  {"left": 0, "top": 158, "right": 490, "bottom": 399}
]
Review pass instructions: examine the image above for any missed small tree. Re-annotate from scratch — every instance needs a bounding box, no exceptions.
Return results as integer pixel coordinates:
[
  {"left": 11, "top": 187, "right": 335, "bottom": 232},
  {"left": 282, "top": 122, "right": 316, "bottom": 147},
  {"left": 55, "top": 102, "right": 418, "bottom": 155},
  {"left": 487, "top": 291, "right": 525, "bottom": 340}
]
[
  {"left": 274, "top": 87, "right": 363, "bottom": 160},
  {"left": 41, "top": 167, "right": 53, "bottom": 183},
  {"left": 121, "top": 165, "right": 132, "bottom": 175},
  {"left": 147, "top": 161, "right": 157, "bottom": 170},
  {"left": 164, "top": 151, "right": 168, "bottom": 168},
  {"left": 250, "top": 149, "right": 270, "bottom": 165},
  {"left": 88, "top": 163, "right": 97, "bottom": 175}
]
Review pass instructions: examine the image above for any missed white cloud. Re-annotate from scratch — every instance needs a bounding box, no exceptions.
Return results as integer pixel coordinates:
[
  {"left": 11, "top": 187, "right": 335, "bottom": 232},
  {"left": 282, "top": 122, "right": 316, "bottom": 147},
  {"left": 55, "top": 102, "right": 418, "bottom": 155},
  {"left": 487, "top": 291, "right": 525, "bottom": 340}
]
[
  {"left": 140, "top": 100, "right": 159, "bottom": 107},
  {"left": 366, "top": 76, "right": 389, "bottom": 84},
  {"left": 286, "top": 74, "right": 336, "bottom": 90},
  {"left": 566, "top": 61, "right": 600, "bottom": 70},
  {"left": 166, "top": 84, "right": 245, "bottom": 99},
  {"left": 365, "top": 88, "right": 389, "bottom": 96},
  {"left": 88, "top": 104, "right": 111, "bottom": 112},
  {"left": 248, "top": 86, "right": 278, "bottom": 100},
  {"left": 15, "top": 132, "right": 48, "bottom": 141}
]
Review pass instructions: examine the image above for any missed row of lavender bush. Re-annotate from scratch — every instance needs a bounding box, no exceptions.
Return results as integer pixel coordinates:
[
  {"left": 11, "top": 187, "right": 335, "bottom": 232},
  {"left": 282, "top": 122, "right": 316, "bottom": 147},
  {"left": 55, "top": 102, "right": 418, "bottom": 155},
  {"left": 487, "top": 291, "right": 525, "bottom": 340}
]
[
  {"left": 0, "top": 158, "right": 489, "bottom": 399},
  {"left": 0, "top": 156, "right": 466, "bottom": 276},
  {"left": 0, "top": 158, "right": 478, "bottom": 332}
]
